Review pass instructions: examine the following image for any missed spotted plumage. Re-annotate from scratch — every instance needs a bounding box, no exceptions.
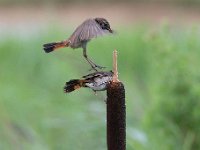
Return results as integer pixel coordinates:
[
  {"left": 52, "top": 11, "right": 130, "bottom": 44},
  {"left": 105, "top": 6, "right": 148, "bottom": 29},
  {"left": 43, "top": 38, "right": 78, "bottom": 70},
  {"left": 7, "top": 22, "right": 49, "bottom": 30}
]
[{"left": 64, "top": 71, "right": 113, "bottom": 93}]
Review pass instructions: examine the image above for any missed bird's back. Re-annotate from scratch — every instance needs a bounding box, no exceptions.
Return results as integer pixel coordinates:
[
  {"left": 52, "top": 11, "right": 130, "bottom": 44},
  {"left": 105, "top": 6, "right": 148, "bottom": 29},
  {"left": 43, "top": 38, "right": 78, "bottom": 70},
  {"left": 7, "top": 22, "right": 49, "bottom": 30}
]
[{"left": 83, "top": 71, "right": 113, "bottom": 91}]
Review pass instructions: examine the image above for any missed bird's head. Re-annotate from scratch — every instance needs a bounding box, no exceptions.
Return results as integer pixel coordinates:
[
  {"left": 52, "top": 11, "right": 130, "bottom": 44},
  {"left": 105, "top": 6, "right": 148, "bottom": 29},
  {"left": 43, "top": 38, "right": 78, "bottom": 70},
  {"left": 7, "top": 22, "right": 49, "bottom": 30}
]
[{"left": 95, "top": 18, "right": 113, "bottom": 33}]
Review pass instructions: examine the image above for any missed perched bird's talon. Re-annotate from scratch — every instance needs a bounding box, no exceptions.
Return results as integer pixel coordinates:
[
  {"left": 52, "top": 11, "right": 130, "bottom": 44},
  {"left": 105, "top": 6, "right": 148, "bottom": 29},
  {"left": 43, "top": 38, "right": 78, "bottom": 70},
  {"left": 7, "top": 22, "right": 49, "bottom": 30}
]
[
  {"left": 88, "top": 67, "right": 98, "bottom": 72},
  {"left": 93, "top": 90, "right": 97, "bottom": 96},
  {"left": 88, "top": 64, "right": 106, "bottom": 72},
  {"left": 95, "top": 65, "right": 106, "bottom": 69}
]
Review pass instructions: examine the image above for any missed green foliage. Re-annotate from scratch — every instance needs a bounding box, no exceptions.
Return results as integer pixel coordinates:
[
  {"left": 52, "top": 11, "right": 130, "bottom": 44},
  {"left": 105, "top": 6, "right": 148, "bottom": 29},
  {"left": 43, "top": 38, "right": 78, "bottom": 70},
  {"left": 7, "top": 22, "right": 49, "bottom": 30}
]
[
  {"left": 0, "top": 25, "right": 200, "bottom": 149},
  {"left": 143, "top": 26, "right": 200, "bottom": 150}
]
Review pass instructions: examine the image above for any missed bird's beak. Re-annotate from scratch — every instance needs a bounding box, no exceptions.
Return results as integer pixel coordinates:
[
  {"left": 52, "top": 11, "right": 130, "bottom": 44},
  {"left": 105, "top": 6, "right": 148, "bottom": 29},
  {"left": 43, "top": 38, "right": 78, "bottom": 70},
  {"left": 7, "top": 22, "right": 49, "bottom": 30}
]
[{"left": 109, "top": 29, "right": 113, "bottom": 33}]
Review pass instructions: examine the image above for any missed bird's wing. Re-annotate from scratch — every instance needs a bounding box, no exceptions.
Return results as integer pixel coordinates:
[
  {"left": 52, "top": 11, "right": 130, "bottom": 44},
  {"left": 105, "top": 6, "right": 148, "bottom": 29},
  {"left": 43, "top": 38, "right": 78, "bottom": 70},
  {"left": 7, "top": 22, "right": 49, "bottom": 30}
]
[
  {"left": 82, "top": 71, "right": 113, "bottom": 81},
  {"left": 68, "top": 22, "right": 84, "bottom": 47},
  {"left": 70, "top": 19, "right": 110, "bottom": 43},
  {"left": 82, "top": 72, "right": 103, "bottom": 80},
  {"left": 79, "top": 19, "right": 110, "bottom": 41}
]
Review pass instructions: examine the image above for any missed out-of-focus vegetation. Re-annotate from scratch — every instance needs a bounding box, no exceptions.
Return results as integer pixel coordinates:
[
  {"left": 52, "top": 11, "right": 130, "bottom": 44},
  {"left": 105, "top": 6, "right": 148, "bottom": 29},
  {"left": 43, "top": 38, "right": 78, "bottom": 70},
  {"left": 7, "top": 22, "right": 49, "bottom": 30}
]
[{"left": 0, "top": 25, "right": 200, "bottom": 150}]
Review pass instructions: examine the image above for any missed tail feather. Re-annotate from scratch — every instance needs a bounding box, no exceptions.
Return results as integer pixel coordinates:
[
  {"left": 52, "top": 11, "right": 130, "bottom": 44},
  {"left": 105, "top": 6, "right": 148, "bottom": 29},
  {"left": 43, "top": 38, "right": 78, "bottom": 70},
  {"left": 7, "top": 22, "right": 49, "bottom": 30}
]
[
  {"left": 64, "top": 79, "right": 84, "bottom": 93},
  {"left": 43, "top": 41, "right": 69, "bottom": 53}
]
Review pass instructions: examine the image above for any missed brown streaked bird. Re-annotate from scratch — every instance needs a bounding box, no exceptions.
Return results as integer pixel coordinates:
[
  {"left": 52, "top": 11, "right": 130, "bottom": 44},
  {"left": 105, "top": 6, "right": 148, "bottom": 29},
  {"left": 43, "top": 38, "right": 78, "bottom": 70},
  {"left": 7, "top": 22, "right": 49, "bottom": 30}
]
[
  {"left": 64, "top": 71, "right": 113, "bottom": 93},
  {"left": 43, "top": 18, "right": 113, "bottom": 71}
]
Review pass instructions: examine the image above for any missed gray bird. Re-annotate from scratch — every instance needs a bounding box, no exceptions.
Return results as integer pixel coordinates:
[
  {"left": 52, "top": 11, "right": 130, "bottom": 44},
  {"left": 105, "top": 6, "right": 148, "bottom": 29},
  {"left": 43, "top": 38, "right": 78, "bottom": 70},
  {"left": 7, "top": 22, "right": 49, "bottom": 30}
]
[
  {"left": 43, "top": 18, "right": 113, "bottom": 71},
  {"left": 64, "top": 71, "right": 113, "bottom": 93}
]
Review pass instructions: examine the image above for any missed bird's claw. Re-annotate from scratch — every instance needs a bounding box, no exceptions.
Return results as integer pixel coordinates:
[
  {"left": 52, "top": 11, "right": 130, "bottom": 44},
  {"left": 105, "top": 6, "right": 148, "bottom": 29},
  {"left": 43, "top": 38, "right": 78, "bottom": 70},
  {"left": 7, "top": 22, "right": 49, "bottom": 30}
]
[{"left": 89, "top": 64, "right": 106, "bottom": 72}]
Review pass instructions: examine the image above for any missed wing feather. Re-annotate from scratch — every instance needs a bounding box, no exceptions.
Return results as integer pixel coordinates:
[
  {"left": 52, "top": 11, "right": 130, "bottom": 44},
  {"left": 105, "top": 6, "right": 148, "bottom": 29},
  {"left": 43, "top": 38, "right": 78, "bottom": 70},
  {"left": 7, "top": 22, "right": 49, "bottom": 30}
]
[
  {"left": 69, "top": 19, "right": 111, "bottom": 48},
  {"left": 82, "top": 71, "right": 113, "bottom": 80},
  {"left": 78, "top": 19, "right": 110, "bottom": 41}
]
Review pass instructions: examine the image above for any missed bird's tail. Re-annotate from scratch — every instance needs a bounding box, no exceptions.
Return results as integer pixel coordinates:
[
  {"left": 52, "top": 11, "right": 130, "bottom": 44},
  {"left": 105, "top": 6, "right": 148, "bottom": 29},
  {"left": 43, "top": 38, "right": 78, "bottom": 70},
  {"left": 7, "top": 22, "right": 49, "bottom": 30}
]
[
  {"left": 64, "top": 79, "right": 85, "bottom": 93},
  {"left": 43, "top": 40, "right": 70, "bottom": 53}
]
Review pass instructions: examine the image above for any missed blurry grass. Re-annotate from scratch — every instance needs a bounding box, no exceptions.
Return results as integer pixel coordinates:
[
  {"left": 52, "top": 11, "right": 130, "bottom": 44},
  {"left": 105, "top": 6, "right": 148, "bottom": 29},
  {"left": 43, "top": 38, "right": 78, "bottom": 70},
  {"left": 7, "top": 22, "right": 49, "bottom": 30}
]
[{"left": 0, "top": 25, "right": 200, "bottom": 150}]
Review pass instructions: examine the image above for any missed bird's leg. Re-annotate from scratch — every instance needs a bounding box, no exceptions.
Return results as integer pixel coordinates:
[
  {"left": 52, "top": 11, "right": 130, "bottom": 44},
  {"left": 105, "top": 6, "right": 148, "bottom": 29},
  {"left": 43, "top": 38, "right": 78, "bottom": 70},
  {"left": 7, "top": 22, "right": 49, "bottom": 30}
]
[
  {"left": 83, "top": 48, "right": 105, "bottom": 71},
  {"left": 92, "top": 90, "right": 107, "bottom": 103},
  {"left": 92, "top": 90, "right": 97, "bottom": 96},
  {"left": 83, "top": 49, "right": 98, "bottom": 71}
]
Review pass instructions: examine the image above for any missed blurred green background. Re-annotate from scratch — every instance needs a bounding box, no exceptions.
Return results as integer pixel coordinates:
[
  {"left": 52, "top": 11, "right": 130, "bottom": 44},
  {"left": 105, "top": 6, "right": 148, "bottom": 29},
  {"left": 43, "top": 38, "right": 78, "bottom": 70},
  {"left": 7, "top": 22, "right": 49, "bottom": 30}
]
[{"left": 1, "top": 0, "right": 200, "bottom": 150}]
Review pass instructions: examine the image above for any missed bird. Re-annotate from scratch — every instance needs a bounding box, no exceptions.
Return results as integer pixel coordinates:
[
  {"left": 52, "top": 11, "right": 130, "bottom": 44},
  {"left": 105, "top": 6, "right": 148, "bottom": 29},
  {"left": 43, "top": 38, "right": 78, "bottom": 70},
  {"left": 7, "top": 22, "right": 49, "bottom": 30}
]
[
  {"left": 64, "top": 71, "right": 113, "bottom": 93},
  {"left": 43, "top": 18, "right": 113, "bottom": 71}
]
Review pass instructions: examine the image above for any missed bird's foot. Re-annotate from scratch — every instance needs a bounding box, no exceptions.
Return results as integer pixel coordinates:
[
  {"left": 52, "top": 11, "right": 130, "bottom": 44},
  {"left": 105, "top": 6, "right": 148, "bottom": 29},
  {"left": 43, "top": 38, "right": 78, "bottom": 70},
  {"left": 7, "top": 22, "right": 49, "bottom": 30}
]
[
  {"left": 95, "top": 64, "right": 106, "bottom": 69},
  {"left": 89, "top": 64, "right": 106, "bottom": 72},
  {"left": 93, "top": 90, "right": 97, "bottom": 95}
]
